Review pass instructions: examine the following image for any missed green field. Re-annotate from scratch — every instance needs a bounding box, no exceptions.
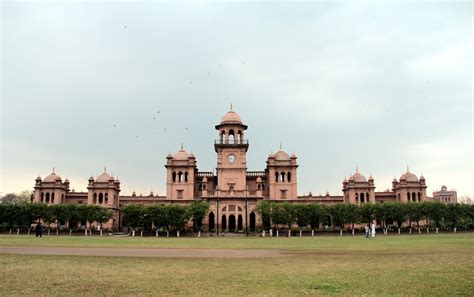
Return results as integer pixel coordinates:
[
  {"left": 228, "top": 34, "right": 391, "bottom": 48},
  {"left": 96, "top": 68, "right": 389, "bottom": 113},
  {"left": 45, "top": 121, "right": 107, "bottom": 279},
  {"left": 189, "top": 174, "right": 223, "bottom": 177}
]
[{"left": 1, "top": 234, "right": 473, "bottom": 296}]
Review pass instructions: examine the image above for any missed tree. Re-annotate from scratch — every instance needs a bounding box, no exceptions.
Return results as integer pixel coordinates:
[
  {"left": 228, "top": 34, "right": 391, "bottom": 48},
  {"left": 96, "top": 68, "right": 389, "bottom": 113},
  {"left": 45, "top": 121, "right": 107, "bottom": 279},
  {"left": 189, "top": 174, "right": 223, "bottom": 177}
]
[
  {"left": 359, "top": 203, "right": 375, "bottom": 225},
  {"left": 147, "top": 204, "right": 164, "bottom": 231},
  {"left": 1, "top": 193, "right": 19, "bottom": 204},
  {"left": 445, "top": 203, "right": 464, "bottom": 232},
  {"left": 308, "top": 204, "right": 322, "bottom": 230},
  {"left": 162, "top": 204, "right": 190, "bottom": 232},
  {"left": 121, "top": 204, "right": 146, "bottom": 233},
  {"left": 406, "top": 203, "right": 422, "bottom": 232},
  {"left": 345, "top": 204, "right": 361, "bottom": 235},
  {"left": 331, "top": 204, "right": 348, "bottom": 230},
  {"left": 188, "top": 201, "right": 210, "bottom": 231},
  {"left": 293, "top": 204, "right": 311, "bottom": 230},
  {"left": 424, "top": 202, "right": 447, "bottom": 229},
  {"left": 271, "top": 202, "right": 294, "bottom": 230},
  {"left": 254, "top": 201, "right": 271, "bottom": 230},
  {"left": 387, "top": 202, "right": 407, "bottom": 232}
]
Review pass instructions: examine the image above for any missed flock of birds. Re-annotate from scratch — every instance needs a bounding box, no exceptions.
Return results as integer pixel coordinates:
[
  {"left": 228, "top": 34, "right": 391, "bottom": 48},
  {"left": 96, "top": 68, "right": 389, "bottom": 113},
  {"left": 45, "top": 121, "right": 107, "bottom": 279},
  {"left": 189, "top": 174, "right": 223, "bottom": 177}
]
[{"left": 110, "top": 25, "right": 246, "bottom": 143}]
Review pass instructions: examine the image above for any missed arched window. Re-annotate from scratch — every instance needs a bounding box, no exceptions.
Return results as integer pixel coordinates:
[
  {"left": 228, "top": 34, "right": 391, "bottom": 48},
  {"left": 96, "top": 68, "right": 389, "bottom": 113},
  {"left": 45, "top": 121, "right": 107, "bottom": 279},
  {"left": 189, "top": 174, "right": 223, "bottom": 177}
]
[
  {"left": 238, "top": 130, "right": 242, "bottom": 143},
  {"left": 257, "top": 184, "right": 262, "bottom": 190},
  {"left": 220, "top": 131, "right": 225, "bottom": 143},
  {"left": 99, "top": 193, "right": 103, "bottom": 204},
  {"left": 275, "top": 172, "right": 279, "bottom": 182},
  {"left": 41, "top": 192, "right": 44, "bottom": 203},
  {"left": 366, "top": 192, "right": 369, "bottom": 203},
  {"left": 412, "top": 192, "right": 416, "bottom": 202},
  {"left": 46, "top": 192, "right": 50, "bottom": 203},
  {"left": 184, "top": 172, "right": 188, "bottom": 182},
  {"left": 94, "top": 193, "right": 97, "bottom": 204},
  {"left": 407, "top": 192, "right": 410, "bottom": 202},
  {"left": 105, "top": 193, "right": 108, "bottom": 204},
  {"left": 418, "top": 192, "right": 421, "bottom": 202},
  {"left": 51, "top": 193, "right": 55, "bottom": 204},
  {"left": 172, "top": 172, "right": 176, "bottom": 183},
  {"left": 281, "top": 172, "right": 285, "bottom": 182},
  {"left": 229, "top": 129, "right": 235, "bottom": 144},
  {"left": 361, "top": 192, "right": 365, "bottom": 203},
  {"left": 355, "top": 193, "right": 359, "bottom": 204},
  {"left": 397, "top": 193, "right": 400, "bottom": 201},
  {"left": 287, "top": 172, "right": 291, "bottom": 182},
  {"left": 178, "top": 172, "right": 183, "bottom": 182},
  {"left": 61, "top": 194, "right": 64, "bottom": 203},
  {"left": 198, "top": 184, "right": 203, "bottom": 191},
  {"left": 203, "top": 183, "right": 207, "bottom": 190}
]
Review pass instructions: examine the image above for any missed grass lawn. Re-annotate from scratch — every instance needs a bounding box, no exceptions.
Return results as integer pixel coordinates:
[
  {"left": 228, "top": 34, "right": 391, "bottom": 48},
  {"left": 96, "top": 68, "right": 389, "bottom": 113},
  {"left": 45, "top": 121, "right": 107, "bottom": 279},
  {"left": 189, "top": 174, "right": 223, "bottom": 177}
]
[{"left": 1, "top": 234, "right": 473, "bottom": 296}]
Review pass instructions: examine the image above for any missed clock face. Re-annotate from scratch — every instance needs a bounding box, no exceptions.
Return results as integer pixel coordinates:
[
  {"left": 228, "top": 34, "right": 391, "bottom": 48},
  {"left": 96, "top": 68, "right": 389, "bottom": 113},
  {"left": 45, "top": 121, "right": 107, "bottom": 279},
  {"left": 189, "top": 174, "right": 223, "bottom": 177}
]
[{"left": 227, "top": 154, "right": 236, "bottom": 163}]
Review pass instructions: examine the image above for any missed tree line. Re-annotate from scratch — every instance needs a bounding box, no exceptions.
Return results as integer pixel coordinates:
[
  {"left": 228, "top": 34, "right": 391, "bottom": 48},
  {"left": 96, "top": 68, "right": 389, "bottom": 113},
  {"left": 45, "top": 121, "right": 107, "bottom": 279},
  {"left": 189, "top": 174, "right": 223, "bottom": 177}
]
[
  {"left": 120, "top": 201, "right": 210, "bottom": 235},
  {"left": 0, "top": 203, "right": 112, "bottom": 234},
  {"left": 255, "top": 201, "right": 474, "bottom": 233}
]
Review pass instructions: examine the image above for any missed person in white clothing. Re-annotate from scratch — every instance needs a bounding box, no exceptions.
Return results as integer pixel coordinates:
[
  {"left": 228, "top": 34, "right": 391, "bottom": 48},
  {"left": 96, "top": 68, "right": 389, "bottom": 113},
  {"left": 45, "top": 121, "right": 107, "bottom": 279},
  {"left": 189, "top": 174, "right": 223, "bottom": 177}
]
[{"left": 371, "top": 223, "right": 376, "bottom": 238}]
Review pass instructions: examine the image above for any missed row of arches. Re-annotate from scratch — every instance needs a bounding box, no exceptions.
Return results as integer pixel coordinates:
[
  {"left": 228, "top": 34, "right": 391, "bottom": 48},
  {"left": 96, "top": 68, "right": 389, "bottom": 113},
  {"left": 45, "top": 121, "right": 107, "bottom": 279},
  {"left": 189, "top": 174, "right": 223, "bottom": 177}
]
[
  {"left": 40, "top": 192, "right": 64, "bottom": 204},
  {"left": 355, "top": 192, "right": 370, "bottom": 204},
  {"left": 219, "top": 129, "right": 244, "bottom": 144},
  {"left": 172, "top": 171, "right": 189, "bottom": 183},
  {"left": 275, "top": 172, "right": 292, "bottom": 182},
  {"left": 93, "top": 193, "right": 109, "bottom": 205},
  {"left": 408, "top": 192, "right": 422, "bottom": 202},
  {"left": 396, "top": 192, "right": 422, "bottom": 202},
  {"left": 208, "top": 211, "right": 256, "bottom": 231}
]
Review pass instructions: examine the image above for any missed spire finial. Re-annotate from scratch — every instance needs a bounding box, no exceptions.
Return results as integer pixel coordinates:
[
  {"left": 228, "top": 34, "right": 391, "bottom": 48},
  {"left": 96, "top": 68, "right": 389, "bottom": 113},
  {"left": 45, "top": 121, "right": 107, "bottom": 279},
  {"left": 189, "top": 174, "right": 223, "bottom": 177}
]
[
  {"left": 407, "top": 165, "right": 409, "bottom": 172},
  {"left": 52, "top": 167, "right": 55, "bottom": 173},
  {"left": 181, "top": 143, "right": 184, "bottom": 150},
  {"left": 356, "top": 166, "right": 359, "bottom": 173},
  {"left": 279, "top": 142, "right": 282, "bottom": 150},
  {"left": 230, "top": 103, "right": 233, "bottom": 111},
  {"left": 104, "top": 165, "right": 107, "bottom": 172}
]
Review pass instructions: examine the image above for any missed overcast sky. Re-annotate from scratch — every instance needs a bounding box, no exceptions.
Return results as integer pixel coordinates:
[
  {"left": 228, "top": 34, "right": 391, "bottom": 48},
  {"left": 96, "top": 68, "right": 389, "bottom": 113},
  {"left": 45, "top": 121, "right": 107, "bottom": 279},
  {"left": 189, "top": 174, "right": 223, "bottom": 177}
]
[{"left": 1, "top": 1, "right": 472, "bottom": 198}]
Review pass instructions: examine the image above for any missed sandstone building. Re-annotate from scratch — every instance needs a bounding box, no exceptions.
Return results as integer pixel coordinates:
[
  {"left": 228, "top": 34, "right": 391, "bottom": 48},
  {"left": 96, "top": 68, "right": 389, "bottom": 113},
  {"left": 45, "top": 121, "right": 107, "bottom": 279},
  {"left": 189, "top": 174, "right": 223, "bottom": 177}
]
[{"left": 32, "top": 109, "right": 431, "bottom": 231}]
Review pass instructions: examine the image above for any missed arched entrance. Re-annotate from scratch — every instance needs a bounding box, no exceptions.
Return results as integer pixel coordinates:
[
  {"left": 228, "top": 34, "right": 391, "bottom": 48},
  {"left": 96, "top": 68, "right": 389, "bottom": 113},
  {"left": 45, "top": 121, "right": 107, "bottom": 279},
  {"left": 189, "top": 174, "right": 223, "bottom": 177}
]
[
  {"left": 238, "top": 215, "right": 243, "bottom": 230},
  {"left": 221, "top": 215, "right": 227, "bottom": 230},
  {"left": 208, "top": 212, "right": 215, "bottom": 231},
  {"left": 250, "top": 211, "right": 256, "bottom": 231},
  {"left": 228, "top": 214, "right": 236, "bottom": 231}
]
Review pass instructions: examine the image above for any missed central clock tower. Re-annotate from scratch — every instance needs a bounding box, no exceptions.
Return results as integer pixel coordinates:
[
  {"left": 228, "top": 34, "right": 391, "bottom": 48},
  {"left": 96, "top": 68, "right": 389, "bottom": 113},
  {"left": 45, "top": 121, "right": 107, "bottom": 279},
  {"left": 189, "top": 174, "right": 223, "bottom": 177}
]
[{"left": 214, "top": 108, "right": 249, "bottom": 193}]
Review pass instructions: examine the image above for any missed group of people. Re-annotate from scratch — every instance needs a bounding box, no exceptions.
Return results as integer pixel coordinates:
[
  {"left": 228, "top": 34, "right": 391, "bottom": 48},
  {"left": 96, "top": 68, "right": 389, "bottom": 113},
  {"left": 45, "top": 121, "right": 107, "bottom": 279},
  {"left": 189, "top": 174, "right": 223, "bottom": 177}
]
[{"left": 364, "top": 223, "right": 376, "bottom": 238}]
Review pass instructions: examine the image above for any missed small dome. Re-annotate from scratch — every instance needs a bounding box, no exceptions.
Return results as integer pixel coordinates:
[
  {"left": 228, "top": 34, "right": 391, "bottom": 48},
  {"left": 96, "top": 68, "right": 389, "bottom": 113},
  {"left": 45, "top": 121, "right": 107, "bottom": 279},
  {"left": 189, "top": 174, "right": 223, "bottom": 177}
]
[
  {"left": 274, "top": 150, "right": 290, "bottom": 161},
  {"left": 44, "top": 172, "right": 61, "bottom": 182},
  {"left": 96, "top": 172, "right": 113, "bottom": 183},
  {"left": 400, "top": 171, "right": 418, "bottom": 182},
  {"left": 174, "top": 149, "right": 189, "bottom": 160},
  {"left": 349, "top": 172, "right": 367, "bottom": 183},
  {"left": 220, "top": 110, "right": 242, "bottom": 124}
]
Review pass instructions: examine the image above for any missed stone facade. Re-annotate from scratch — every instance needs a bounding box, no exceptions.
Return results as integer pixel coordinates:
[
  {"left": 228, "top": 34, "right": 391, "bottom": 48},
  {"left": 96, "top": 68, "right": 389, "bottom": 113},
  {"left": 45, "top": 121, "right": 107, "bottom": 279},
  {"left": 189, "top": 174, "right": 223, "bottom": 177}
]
[
  {"left": 32, "top": 108, "right": 433, "bottom": 231},
  {"left": 432, "top": 185, "right": 457, "bottom": 203}
]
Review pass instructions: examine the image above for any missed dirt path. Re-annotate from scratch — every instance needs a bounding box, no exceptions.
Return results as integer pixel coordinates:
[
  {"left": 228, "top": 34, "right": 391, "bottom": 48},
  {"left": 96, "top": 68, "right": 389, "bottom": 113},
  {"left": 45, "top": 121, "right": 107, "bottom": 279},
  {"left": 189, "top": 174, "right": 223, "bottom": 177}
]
[{"left": 0, "top": 246, "right": 282, "bottom": 258}]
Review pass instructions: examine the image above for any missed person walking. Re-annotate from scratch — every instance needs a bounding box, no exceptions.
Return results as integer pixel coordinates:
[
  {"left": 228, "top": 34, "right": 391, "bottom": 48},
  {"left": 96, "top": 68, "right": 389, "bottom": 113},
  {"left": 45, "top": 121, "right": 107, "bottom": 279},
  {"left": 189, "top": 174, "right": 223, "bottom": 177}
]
[
  {"left": 371, "top": 223, "right": 376, "bottom": 238},
  {"left": 35, "top": 222, "right": 43, "bottom": 238},
  {"left": 364, "top": 224, "right": 369, "bottom": 238}
]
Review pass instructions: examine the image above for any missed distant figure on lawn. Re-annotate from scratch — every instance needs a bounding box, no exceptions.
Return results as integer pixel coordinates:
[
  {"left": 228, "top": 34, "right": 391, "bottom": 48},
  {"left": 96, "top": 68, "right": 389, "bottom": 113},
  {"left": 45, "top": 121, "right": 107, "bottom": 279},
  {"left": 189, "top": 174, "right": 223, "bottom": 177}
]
[
  {"left": 365, "top": 224, "right": 369, "bottom": 238},
  {"left": 371, "top": 223, "right": 376, "bottom": 238},
  {"left": 35, "top": 222, "right": 43, "bottom": 237}
]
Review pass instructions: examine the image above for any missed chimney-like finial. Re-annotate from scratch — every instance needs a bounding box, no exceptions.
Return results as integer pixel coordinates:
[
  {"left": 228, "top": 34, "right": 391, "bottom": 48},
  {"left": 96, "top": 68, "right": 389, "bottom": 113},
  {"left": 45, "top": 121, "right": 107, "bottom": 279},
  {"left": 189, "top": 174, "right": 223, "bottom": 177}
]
[
  {"left": 230, "top": 103, "right": 233, "bottom": 111},
  {"left": 52, "top": 167, "right": 55, "bottom": 173},
  {"left": 407, "top": 165, "right": 409, "bottom": 172},
  {"left": 181, "top": 143, "right": 184, "bottom": 150},
  {"left": 104, "top": 165, "right": 107, "bottom": 172},
  {"left": 279, "top": 143, "right": 282, "bottom": 150},
  {"left": 356, "top": 166, "right": 359, "bottom": 173}
]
